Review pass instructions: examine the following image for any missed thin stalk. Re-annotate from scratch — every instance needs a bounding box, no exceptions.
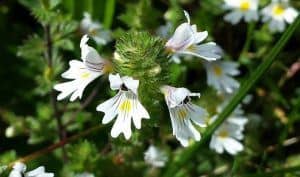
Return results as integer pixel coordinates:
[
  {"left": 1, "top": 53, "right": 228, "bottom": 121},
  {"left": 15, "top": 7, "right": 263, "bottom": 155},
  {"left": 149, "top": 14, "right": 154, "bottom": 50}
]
[
  {"left": 162, "top": 17, "right": 300, "bottom": 177},
  {"left": 64, "top": 79, "right": 102, "bottom": 127},
  {"left": 103, "top": 0, "right": 115, "bottom": 29},
  {"left": 43, "top": 24, "right": 67, "bottom": 161},
  {"left": 239, "top": 22, "right": 256, "bottom": 62},
  {"left": 8, "top": 124, "right": 103, "bottom": 169}
]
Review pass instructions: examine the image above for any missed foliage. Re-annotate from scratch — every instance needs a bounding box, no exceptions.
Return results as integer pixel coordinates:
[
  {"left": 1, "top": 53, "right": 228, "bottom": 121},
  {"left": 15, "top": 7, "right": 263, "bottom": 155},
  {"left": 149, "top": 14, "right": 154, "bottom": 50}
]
[{"left": 0, "top": 0, "right": 300, "bottom": 177}]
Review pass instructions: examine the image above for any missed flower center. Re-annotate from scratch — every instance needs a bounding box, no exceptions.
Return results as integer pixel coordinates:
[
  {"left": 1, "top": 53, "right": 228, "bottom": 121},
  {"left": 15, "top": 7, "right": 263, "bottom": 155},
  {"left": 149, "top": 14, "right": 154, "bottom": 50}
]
[
  {"left": 213, "top": 66, "right": 223, "bottom": 76},
  {"left": 272, "top": 4, "right": 285, "bottom": 16},
  {"left": 119, "top": 99, "right": 132, "bottom": 112},
  {"left": 89, "top": 28, "right": 98, "bottom": 36},
  {"left": 81, "top": 72, "right": 90, "bottom": 79},
  {"left": 240, "top": 0, "right": 250, "bottom": 11},
  {"left": 218, "top": 130, "right": 229, "bottom": 138},
  {"left": 187, "top": 45, "right": 197, "bottom": 52}
]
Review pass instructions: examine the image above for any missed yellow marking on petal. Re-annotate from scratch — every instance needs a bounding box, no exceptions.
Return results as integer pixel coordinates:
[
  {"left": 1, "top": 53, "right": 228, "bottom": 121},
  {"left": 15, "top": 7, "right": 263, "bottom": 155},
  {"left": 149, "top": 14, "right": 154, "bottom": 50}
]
[
  {"left": 81, "top": 72, "right": 91, "bottom": 79},
  {"left": 272, "top": 4, "right": 285, "bottom": 16},
  {"left": 187, "top": 45, "right": 197, "bottom": 52},
  {"left": 177, "top": 108, "right": 188, "bottom": 120},
  {"left": 240, "top": 0, "right": 250, "bottom": 11},
  {"left": 119, "top": 99, "right": 132, "bottom": 112},
  {"left": 218, "top": 130, "right": 229, "bottom": 138},
  {"left": 89, "top": 28, "right": 98, "bottom": 36},
  {"left": 213, "top": 65, "right": 223, "bottom": 76}
]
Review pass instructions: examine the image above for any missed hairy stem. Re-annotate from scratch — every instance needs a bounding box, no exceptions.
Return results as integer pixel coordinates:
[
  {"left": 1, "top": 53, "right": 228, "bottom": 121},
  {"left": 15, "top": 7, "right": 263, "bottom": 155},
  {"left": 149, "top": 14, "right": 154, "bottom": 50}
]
[
  {"left": 64, "top": 79, "right": 102, "bottom": 127},
  {"left": 8, "top": 124, "right": 103, "bottom": 168},
  {"left": 43, "top": 24, "right": 68, "bottom": 161}
]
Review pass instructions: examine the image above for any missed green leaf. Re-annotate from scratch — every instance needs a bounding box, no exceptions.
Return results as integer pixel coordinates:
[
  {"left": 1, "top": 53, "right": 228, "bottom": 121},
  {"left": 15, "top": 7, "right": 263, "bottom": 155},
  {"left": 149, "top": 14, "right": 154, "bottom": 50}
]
[
  {"left": 162, "top": 16, "right": 300, "bottom": 177},
  {"left": 103, "top": 0, "right": 115, "bottom": 29}
]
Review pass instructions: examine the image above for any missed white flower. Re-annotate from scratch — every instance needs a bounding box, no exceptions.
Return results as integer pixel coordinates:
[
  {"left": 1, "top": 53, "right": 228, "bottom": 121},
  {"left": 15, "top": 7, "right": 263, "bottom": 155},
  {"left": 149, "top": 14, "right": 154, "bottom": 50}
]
[
  {"left": 165, "top": 11, "right": 221, "bottom": 61},
  {"left": 161, "top": 86, "right": 208, "bottom": 147},
  {"left": 209, "top": 121, "right": 245, "bottom": 155},
  {"left": 144, "top": 145, "right": 168, "bottom": 168},
  {"left": 209, "top": 106, "right": 248, "bottom": 155},
  {"left": 80, "top": 12, "right": 112, "bottom": 45},
  {"left": 9, "top": 162, "right": 54, "bottom": 177},
  {"left": 54, "top": 35, "right": 111, "bottom": 101},
  {"left": 223, "top": 0, "right": 259, "bottom": 24},
  {"left": 96, "top": 74, "right": 150, "bottom": 139},
  {"left": 261, "top": 0, "right": 298, "bottom": 32},
  {"left": 203, "top": 60, "right": 240, "bottom": 94}
]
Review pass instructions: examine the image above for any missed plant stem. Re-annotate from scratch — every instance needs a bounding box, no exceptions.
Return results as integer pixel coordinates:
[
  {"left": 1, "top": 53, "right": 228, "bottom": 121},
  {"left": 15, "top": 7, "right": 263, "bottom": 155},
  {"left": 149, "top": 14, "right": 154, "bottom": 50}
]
[
  {"left": 103, "top": 0, "right": 115, "bottom": 29},
  {"left": 43, "top": 24, "right": 68, "bottom": 161},
  {"left": 64, "top": 78, "right": 102, "bottom": 127},
  {"left": 239, "top": 22, "right": 255, "bottom": 63},
  {"left": 162, "top": 16, "right": 300, "bottom": 177},
  {"left": 8, "top": 124, "right": 103, "bottom": 168}
]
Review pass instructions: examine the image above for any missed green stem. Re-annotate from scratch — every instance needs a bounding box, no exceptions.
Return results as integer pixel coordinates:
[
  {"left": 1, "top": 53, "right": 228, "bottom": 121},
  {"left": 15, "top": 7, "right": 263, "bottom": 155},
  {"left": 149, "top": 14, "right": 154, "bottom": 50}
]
[
  {"left": 162, "top": 16, "right": 300, "bottom": 177},
  {"left": 8, "top": 124, "right": 103, "bottom": 169},
  {"left": 104, "top": 0, "right": 115, "bottom": 29},
  {"left": 242, "top": 165, "right": 300, "bottom": 177},
  {"left": 239, "top": 22, "right": 255, "bottom": 63}
]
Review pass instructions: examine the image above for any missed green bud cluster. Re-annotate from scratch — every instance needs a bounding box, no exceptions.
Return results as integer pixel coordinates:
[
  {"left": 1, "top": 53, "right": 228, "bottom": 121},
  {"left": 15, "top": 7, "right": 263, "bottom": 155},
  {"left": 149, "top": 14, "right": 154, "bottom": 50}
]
[{"left": 114, "top": 31, "right": 169, "bottom": 106}]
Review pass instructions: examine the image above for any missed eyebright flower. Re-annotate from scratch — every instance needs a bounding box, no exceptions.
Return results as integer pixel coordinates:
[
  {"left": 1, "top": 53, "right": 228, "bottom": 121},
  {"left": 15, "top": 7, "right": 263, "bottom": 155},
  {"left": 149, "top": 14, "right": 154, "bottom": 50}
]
[
  {"left": 261, "top": 0, "right": 298, "bottom": 32},
  {"left": 9, "top": 162, "right": 54, "bottom": 177},
  {"left": 80, "top": 12, "right": 112, "bottom": 45},
  {"left": 165, "top": 11, "right": 221, "bottom": 61},
  {"left": 144, "top": 145, "right": 168, "bottom": 168},
  {"left": 161, "top": 86, "right": 207, "bottom": 147},
  {"left": 96, "top": 73, "right": 150, "bottom": 140},
  {"left": 203, "top": 60, "right": 240, "bottom": 94},
  {"left": 54, "top": 35, "right": 111, "bottom": 101},
  {"left": 223, "top": 0, "right": 259, "bottom": 25},
  {"left": 209, "top": 106, "right": 248, "bottom": 155}
]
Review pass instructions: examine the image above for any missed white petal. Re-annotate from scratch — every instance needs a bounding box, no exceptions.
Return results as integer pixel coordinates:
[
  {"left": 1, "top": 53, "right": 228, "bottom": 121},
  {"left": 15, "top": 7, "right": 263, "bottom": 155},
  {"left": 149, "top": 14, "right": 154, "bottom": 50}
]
[
  {"left": 284, "top": 7, "right": 298, "bottom": 24},
  {"left": 189, "top": 104, "right": 207, "bottom": 127},
  {"left": 80, "top": 35, "right": 103, "bottom": 64},
  {"left": 96, "top": 93, "right": 122, "bottom": 124},
  {"left": 172, "top": 87, "right": 190, "bottom": 105},
  {"left": 224, "top": 11, "right": 243, "bottom": 25},
  {"left": 54, "top": 71, "right": 100, "bottom": 101},
  {"left": 26, "top": 167, "right": 45, "bottom": 176},
  {"left": 183, "top": 10, "right": 191, "bottom": 24},
  {"left": 209, "top": 136, "right": 224, "bottom": 154},
  {"left": 180, "top": 42, "right": 221, "bottom": 61},
  {"left": 194, "top": 31, "right": 208, "bottom": 44},
  {"left": 223, "top": 137, "right": 244, "bottom": 155},
  {"left": 61, "top": 60, "right": 86, "bottom": 79},
  {"left": 123, "top": 76, "right": 139, "bottom": 95},
  {"left": 109, "top": 73, "right": 123, "bottom": 90},
  {"left": 9, "top": 171, "right": 23, "bottom": 177},
  {"left": 166, "top": 23, "right": 194, "bottom": 51},
  {"left": 110, "top": 114, "right": 124, "bottom": 138},
  {"left": 224, "top": 0, "right": 240, "bottom": 8},
  {"left": 187, "top": 120, "right": 201, "bottom": 141},
  {"left": 244, "top": 10, "right": 259, "bottom": 22},
  {"left": 132, "top": 99, "right": 150, "bottom": 129},
  {"left": 12, "top": 162, "right": 26, "bottom": 172}
]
